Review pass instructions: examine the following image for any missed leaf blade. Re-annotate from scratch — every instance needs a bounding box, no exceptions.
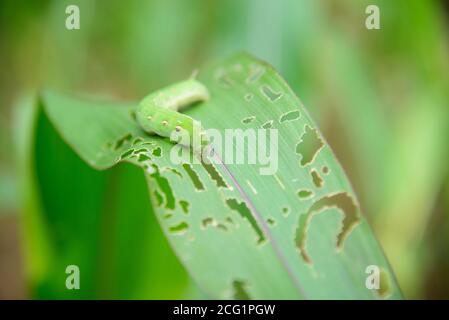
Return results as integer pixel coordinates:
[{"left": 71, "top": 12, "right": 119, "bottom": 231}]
[{"left": 40, "top": 53, "right": 402, "bottom": 299}]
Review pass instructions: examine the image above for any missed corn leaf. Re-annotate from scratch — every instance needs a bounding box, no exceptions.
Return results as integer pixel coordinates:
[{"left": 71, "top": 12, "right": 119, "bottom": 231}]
[{"left": 37, "top": 53, "right": 401, "bottom": 299}]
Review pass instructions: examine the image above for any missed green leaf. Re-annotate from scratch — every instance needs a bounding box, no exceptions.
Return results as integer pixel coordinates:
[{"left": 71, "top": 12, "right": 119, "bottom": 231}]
[
  {"left": 15, "top": 94, "right": 192, "bottom": 299},
  {"left": 38, "top": 53, "right": 401, "bottom": 299}
]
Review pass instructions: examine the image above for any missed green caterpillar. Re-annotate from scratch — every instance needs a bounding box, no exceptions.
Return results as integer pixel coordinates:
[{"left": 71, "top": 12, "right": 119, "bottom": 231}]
[{"left": 136, "top": 78, "right": 210, "bottom": 149}]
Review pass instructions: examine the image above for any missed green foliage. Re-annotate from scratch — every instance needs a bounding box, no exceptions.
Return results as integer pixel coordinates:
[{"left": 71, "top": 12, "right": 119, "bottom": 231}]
[
  {"left": 2, "top": 0, "right": 448, "bottom": 300},
  {"left": 26, "top": 53, "right": 402, "bottom": 299},
  {"left": 16, "top": 95, "right": 191, "bottom": 299}
]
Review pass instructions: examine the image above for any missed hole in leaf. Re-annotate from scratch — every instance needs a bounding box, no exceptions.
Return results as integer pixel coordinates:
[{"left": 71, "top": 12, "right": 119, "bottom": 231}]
[
  {"left": 279, "top": 110, "right": 300, "bottom": 123},
  {"left": 261, "top": 120, "right": 274, "bottom": 129},
  {"left": 150, "top": 165, "right": 176, "bottom": 210},
  {"left": 202, "top": 217, "right": 214, "bottom": 228},
  {"left": 114, "top": 133, "right": 133, "bottom": 150},
  {"left": 282, "top": 206, "right": 290, "bottom": 217},
  {"left": 322, "top": 166, "right": 330, "bottom": 175},
  {"left": 297, "top": 189, "right": 314, "bottom": 199},
  {"left": 260, "top": 85, "right": 282, "bottom": 102},
  {"left": 120, "top": 149, "right": 134, "bottom": 160},
  {"left": 153, "top": 190, "right": 163, "bottom": 207},
  {"left": 201, "top": 218, "right": 227, "bottom": 231},
  {"left": 233, "top": 280, "right": 250, "bottom": 300},
  {"left": 179, "top": 200, "right": 189, "bottom": 214},
  {"left": 295, "top": 192, "right": 360, "bottom": 264},
  {"left": 267, "top": 218, "right": 276, "bottom": 226},
  {"left": 169, "top": 222, "right": 189, "bottom": 235},
  {"left": 226, "top": 198, "right": 265, "bottom": 244},
  {"left": 242, "top": 116, "right": 256, "bottom": 124},
  {"left": 138, "top": 153, "right": 151, "bottom": 162},
  {"left": 163, "top": 213, "right": 173, "bottom": 219},
  {"left": 133, "top": 148, "right": 148, "bottom": 154},
  {"left": 201, "top": 161, "right": 228, "bottom": 188},
  {"left": 296, "top": 125, "right": 324, "bottom": 166},
  {"left": 311, "top": 169, "right": 324, "bottom": 188},
  {"left": 182, "top": 163, "right": 205, "bottom": 191},
  {"left": 152, "top": 147, "right": 162, "bottom": 157}
]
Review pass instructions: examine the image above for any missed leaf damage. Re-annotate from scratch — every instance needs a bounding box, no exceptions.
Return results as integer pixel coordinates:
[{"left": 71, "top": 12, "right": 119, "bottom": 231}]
[{"left": 295, "top": 192, "right": 360, "bottom": 264}]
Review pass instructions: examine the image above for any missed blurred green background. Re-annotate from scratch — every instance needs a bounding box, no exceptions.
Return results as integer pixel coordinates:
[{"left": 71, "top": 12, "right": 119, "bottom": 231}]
[{"left": 0, "top": 0, "right": 448, "bottom": 299}]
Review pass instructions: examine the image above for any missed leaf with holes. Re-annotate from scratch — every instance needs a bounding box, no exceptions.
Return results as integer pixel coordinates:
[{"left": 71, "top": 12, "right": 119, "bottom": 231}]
[{"left": 36, "top": 53, "right": 401, "bottom": 299}]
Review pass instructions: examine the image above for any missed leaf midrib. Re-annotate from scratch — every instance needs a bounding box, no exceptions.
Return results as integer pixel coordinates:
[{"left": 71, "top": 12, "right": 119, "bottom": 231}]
[{"left": 212, "top": 149, "right": 307, "bottom": 299}]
